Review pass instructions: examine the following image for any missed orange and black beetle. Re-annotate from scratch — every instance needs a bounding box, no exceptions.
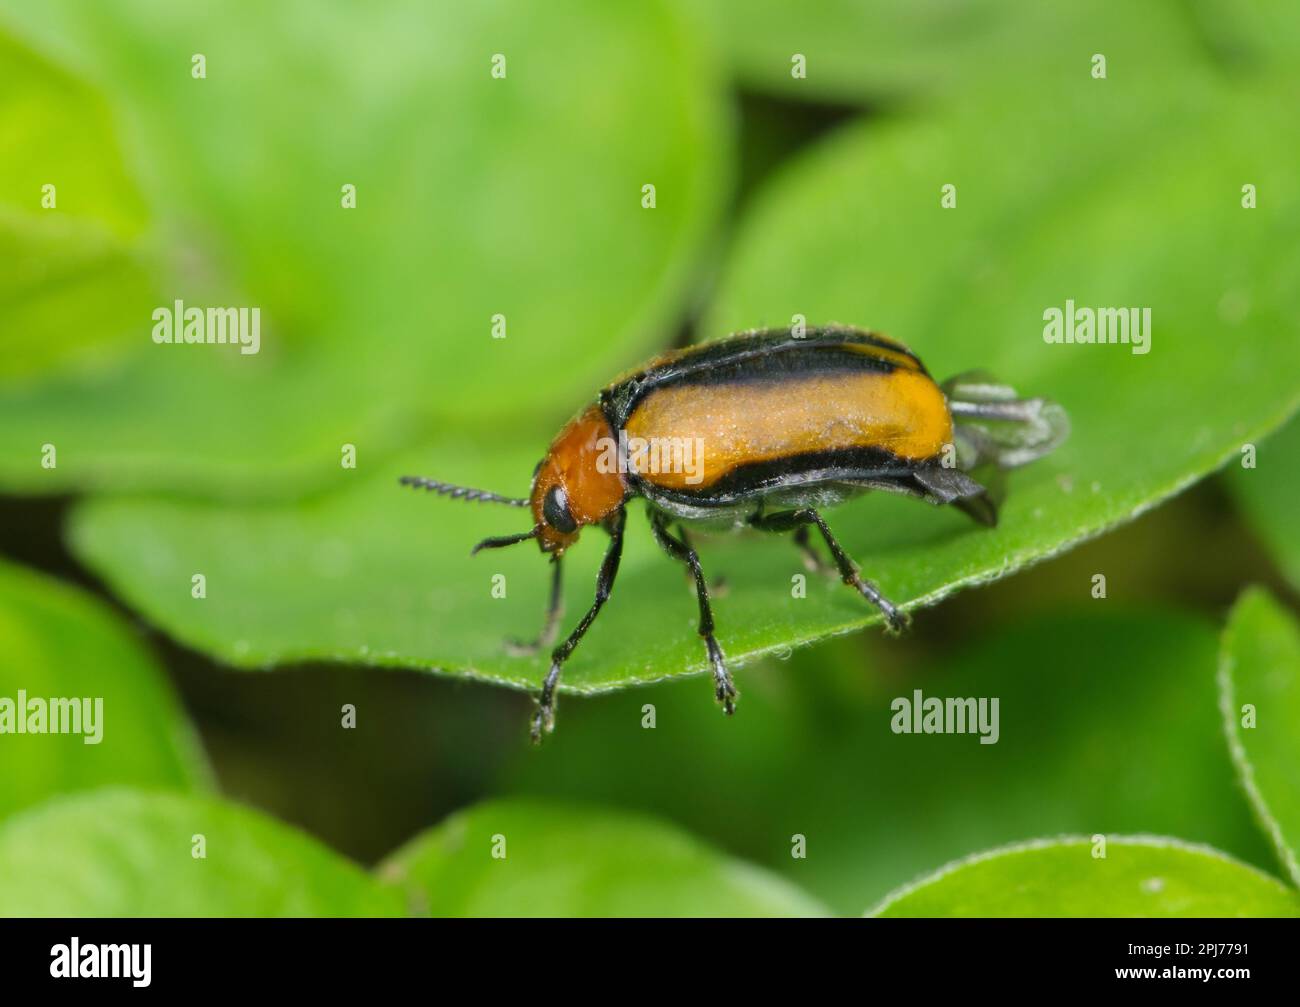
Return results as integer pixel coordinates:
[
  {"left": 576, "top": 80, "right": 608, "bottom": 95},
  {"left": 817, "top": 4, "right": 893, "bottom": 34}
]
[{"left": 403, "top": 326, "right": 1067, "bottom": 741}]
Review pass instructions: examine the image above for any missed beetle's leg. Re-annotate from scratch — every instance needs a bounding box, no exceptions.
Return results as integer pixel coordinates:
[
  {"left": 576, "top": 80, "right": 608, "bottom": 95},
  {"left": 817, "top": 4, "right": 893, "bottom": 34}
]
[
  {"left": 793, "top": 524, "right": 834, "bottom": 576},
  {"left": 532, "top": 509, "right": 625, "bottom": 743},
  {"left": 648, "top": 511, "right": 736, "bottom": 714},
  {"left": 505, "top": 555, "right": 563, "bottom": 656},
  {"left": 750, "top": 509, "right": 908, "bottom": 633}
]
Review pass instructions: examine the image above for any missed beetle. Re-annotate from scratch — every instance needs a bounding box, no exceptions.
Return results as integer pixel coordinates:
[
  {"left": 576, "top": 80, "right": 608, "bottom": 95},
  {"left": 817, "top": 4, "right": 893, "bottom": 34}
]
[{"left": 402, "top": 326, "right": 1067, "bottom": 741}]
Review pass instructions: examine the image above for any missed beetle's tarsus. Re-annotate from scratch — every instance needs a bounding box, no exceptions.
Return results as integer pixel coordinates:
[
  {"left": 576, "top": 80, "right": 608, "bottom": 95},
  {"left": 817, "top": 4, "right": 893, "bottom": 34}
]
[
  {"left": 843, "top": 569, "right": 908, "bottom": 634},
  {"left": 880, "top": 601, "right": 911, "bottom": 636},
  {"left": 706, "top": 636, "right": 738, "bottom": 715},
  {"left": 530, "top": 700, "right": 554, "bottom": 743},
  {"left": 531, "top": 661, "right": 561, "bottom": 744}
]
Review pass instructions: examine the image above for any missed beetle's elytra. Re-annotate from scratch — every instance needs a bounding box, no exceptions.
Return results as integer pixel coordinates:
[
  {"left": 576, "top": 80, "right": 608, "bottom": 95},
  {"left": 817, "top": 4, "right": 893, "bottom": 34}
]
[{"left": 403, "top": 326, "right": 1068, "bottom": 741}]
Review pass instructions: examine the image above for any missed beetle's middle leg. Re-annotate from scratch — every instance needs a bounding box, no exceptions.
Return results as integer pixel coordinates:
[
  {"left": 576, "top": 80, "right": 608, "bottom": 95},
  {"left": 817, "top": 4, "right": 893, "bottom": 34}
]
[
  {"left": 648, "top": 510, "right": 737, "bottom": 715},
  {"left": 749, "top": 508, "right": 909, "bottom": 633}
]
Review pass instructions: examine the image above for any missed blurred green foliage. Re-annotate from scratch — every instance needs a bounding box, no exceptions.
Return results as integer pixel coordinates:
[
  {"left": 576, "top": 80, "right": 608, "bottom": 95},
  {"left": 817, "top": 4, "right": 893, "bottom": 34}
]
[
  {"left": 380, "top": 799, "right": 829, "bottom": 917},
  {"left": 871, "top": 837, "right": 1300, "bottom": 918},
  {"left": 2, "top": 0, "right": 1299, "bottom": 917},
  {"left": 0, "top": 788, "right": 403, "bottom": 916},
  {"left": 1219, "top": 588, "right": 1300, "bottom": 886},
  {"left": 0, "top": 558, "right": 209, "bottom": 820},
  {"left": 0, "top": 0, "right": 729, "bottom": 495},
  {"left": 705, "top": 0, "right": 1211, "bottom": 103},
  {"left": 1229, "top": 417, "right": 1300, "bottom": 593},
  {"left": 0, "top": 33, "right": 152, "bottom": 380}
]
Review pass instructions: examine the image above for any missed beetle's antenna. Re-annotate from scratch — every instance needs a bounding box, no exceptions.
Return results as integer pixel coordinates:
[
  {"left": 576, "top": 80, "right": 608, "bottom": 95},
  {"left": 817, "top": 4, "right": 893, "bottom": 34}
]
[
  {"left": 471, "top": 526, "right": 541, "bottom": 555},
  {"left": 399, "top": 475, "right": 529, "bottom": 508}
]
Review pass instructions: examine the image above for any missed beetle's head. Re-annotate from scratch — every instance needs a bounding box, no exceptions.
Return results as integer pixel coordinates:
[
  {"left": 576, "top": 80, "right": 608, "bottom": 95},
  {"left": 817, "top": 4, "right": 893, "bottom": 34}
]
[
  {"left": 529, "top": 405, "right": 627, "bottom": 555},
  {"left": 399, "top": 404, "right": 626, "bottom": 559}
]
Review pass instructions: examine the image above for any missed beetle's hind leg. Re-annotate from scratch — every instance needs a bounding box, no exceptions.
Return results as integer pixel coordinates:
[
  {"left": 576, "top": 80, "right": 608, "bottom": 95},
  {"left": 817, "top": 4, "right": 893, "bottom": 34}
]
[
  {"left": 648, "top": 511, "right": 737, "bottom": 715},
  {"left": 793, "top": 524, "right": 835, "bottom": 576},
  {"left": 750, "top": 508, "right": 909, "bottom": 634},
  {"left": 504, "top": 556, "right": 563, "bottom": 656}
]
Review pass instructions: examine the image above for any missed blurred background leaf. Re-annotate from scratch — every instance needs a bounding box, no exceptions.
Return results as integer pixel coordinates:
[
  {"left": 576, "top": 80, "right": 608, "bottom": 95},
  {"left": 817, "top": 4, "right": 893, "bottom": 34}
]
[
  {"left": 0, "top": 558, "right": 209, "bottom": 821},
  {"left": 869, "top": 836, "right": 1300, "bottom": 917},
  {"left": 702, "top": 0, "right": 1211, "bottom": 105},
  {"left": 379, "top": 798, "right": 828, "bottom": 917},
  {"left": 0, "top": 787, "right": 403, "bottom": 916},
  {"left": 0, "top": 31, "right": 153, "bottom": 381},
  {"left": 0, "top": 0, "right": 731, "bottom": 496},
  {"left": 1219, "top": 587, "right": 1300, "bottom": 885},
  {"left": 1226, "top": 417, "right": 1300, "bottom": 593}
]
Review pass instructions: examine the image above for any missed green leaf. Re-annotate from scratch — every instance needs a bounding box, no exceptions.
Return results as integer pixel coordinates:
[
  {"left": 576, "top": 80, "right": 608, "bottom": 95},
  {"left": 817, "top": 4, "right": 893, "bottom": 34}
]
[
  {"left": 1219, "top": 587, "right": 1300, "bottom": 886},
  {"left": 0, "top": 0, "right": 730, "bottom": 496},
  {"left": 67, "top": 53, "right": 1300, "bottom": 697},
  {"left": 0, "top": 787, "right": 403, "bottom": 916},
  {"left": 0, "top": 31, "right": 153, "bottom": 381},
  {"left": 1226, "top": 417, "right": 1300, "bottom": 591},
  {"left": 702, "top": 0, "right": 1211, "bottom": 104},
  {"left": 0, "top": 559, "right": 209, "bottom": 821},
  {"left": 869, "top": 836, "right": 1300, "bottom": 917},
  {"left": 1185, "top": 0, "right": 1300, "bottom": 71},
  {"left": 494, "top": 609, "right": 1272, "bottom": 914},
  {"left": 378, "top": 798, "right": 829, "bottom": 917}
]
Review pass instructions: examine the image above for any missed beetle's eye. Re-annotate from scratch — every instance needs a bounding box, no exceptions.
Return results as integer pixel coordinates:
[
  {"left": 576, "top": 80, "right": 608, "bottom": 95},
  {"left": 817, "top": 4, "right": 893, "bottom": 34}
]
[{"left": 542, "top": 485, "right": 577, "bottom": 533}]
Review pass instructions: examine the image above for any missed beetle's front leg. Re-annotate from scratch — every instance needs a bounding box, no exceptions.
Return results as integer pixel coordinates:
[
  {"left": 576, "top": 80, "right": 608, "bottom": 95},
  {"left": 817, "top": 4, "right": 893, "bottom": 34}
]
[
  {"left": 648, "top": 510, "right": 736, "bottom": 715},
  {"left": 532, "top": 509, "right": 625, "bottom": 743},
  {"left": 505, "top": 555, "right": 563, "bottom": 656}
]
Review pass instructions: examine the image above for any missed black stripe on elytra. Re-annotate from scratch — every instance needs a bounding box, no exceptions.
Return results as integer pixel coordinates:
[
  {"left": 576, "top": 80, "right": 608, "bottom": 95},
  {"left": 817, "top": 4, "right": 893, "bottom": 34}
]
[
  {"left": 630, "top": 445, "right": 925, "bottom": 508},
  {"left": 601, "top": 328, "right": 927, "bottom": 430},
  {"left": 672, "top": 327, "right": 923, "bottom": 372}
]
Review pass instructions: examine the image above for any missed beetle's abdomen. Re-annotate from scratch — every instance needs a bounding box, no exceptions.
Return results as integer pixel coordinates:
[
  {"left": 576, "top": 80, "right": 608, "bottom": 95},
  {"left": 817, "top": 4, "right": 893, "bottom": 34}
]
[{"left": 619, "top": 339, "right": 953, "bottom": 493}]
